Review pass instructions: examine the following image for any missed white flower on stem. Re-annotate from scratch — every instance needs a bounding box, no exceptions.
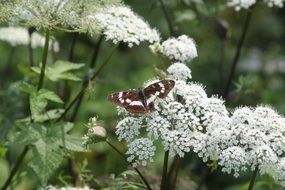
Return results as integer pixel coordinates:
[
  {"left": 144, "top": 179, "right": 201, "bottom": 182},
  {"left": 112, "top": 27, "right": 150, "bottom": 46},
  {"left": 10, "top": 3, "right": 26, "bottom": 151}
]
[
  {"left": 126, "top": 138, "right": 156, "bottom": 167},
  {"left": 218, "top": 146, "right": 248, "bottom": 177},
  {"left": 44, "top": 185, "right": 94, "bottom": 190},
  {"left": 227, "top": 0, "right": 256, "bottom": 11},
  {"left": 0, "top": 27, "right": 59, "bottom": 51},
  {"left": 10, "top": 0, "right": 83, "bottom": 29},
  {"left": 93, "top": 5, "right": 160, "bottom": 47},
  {"left": 115, "top": 116, "right": 143, "bottom": 142},
  {"left": 161, "top": 35, "right": 197, "bottom": 62},
  {"left": 167, "top": 62, "right": 192, "bottom": 81},
  {"left": 264, "top": 0, "right": 284, "bottom": 7}
]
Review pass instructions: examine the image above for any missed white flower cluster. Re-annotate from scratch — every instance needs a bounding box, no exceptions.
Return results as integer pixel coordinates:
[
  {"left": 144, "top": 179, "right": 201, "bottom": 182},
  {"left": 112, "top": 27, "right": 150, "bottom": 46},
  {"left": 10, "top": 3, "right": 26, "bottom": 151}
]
[
  {"left": 44, "top": 185, "right": 93, "bottom": 190},
  {"left": 228, "top": 0, "right": 256, "bottom": 11},
  {"left": 10, "top": 0, "right": 83, "bottom": 29},
  {"left": 161, "top": 35, "right": 198, "bottom": 62},
  {"left": 115, "top": 63, "right": 228, "bottom": 165},
  {"left": 191, "top": 105, "right": 285, "bottom": 185},
  {"left": 126, "top": 138, "right": 156, "bottom": 167},
  {"left": 92, "top": 5, "right": 160, "bottom": 47},
  {"left": 264, "top": 0, "right": 284, "bottom": 7},
  {"left": 228, "top": 0, "right": 284, "bottom": 10},
  {"left": 0, "top": 27, "right": 59, "bottom": 51}
]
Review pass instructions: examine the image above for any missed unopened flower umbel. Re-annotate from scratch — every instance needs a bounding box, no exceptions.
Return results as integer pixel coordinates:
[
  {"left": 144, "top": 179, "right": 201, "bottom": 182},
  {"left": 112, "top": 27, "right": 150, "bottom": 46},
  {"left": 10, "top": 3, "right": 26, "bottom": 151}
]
[{"left": 83, "top": 117, "right": 107, "bottom": 146}]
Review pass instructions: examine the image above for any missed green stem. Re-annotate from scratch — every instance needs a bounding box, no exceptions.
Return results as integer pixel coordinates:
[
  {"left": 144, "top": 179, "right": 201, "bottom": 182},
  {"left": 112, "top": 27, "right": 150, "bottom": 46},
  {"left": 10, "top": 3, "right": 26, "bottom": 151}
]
[
  {"left": 159, "top": 0, "right": 175, "bottom": 36},
  {"left": 1, "top": 146, "right": 29, "bottom": 190},
  {"left": 28, "top": 27, "right": 35, "bottom": 67},
  {"left": 37, "top": 29, "right": 50, "bottom": 91},
  {"left": 248, "top": 166, "right": 259, "bottom": 190},
  {"left": 57, "top": 44, "right": 118, "bottom": 122},
  {"left": 223, "top": 7, "right": 254, "bottom": 100},
  {"left": 168, "top": 155, "right": 180, "bottom": 190},
  {"left": 160, "top": 151, "right": 169, "bottom": 190},
  {"left": 106, "top": 140, "right": 153, "bottom": 190}
]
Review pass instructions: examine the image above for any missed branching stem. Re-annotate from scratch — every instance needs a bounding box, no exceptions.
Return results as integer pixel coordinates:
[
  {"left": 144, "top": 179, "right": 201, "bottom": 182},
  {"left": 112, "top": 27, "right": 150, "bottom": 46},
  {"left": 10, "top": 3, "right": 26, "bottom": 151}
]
[
  {"left": 106, "top": 140, "right": 153, "bottom": 190},
  {"left": 37, "top": 29, "right": 50, "bottom": 91},
  {"left": 248, "top": 166, "right": 259, "bottom": 190},
  {"left": 223, "top": 8, "right": 254, "bottom": 100}
]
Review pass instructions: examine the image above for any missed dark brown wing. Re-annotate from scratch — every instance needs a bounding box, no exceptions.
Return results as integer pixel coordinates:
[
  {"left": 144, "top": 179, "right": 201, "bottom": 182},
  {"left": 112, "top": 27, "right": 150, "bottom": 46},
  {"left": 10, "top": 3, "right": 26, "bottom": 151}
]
[
  {"left": 108, "top": 90, "right": 154, "bottom": 114},
  {"left": 144, "top": 80, "right": 175, "bottom": 98},
  {"left": 107, "top": 90, "right": 138, "bottom": 107}
]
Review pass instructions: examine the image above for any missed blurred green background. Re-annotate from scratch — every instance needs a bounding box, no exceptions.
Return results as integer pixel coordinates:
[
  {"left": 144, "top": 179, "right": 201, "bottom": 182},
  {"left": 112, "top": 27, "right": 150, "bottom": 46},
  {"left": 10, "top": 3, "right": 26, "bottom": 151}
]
[{"left": 0, "top": 0, "right": 285, "bottom": 189}]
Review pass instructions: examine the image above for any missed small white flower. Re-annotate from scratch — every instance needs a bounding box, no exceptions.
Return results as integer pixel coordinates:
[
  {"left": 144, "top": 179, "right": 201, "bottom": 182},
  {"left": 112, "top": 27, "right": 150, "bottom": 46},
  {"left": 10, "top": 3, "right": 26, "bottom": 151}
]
[
  {"left": 227, "top": 0, "right": 256, "bottom": 11},
  {"left": 93, "top": 5, "right": 160, "bottom": 47},
  {"left": 115, "top": 117, "right": 144, "bottom": 142},
  {"left": 218, "top": 146, "right": 248, "bottom": 177},
  {"left": 126, "top": 138, "right": 156, "bottom": 167},
  {"left": 0, "top": 27, "right": 59, "bottom": 51},
  {"left": 264, "top": 0, "right": 284, "bottom": 7},
  {"left": 167, "top": 62, "right": 192, "bottom": 81},
  {"left": 161, "top": 35, "right": 197, "bottom": 62},
  {"left": 44, "top": 185, "right": 94, "bottom": 190}
]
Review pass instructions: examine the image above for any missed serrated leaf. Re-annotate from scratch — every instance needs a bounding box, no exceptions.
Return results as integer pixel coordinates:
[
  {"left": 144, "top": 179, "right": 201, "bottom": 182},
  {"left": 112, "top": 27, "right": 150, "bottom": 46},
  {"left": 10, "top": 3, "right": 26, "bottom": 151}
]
[
  {"left": 31, "top": 60, "right": 85, "bottom": 82},
  {"left": 38, "top": 89, "right": 64, "bottom": 104},
  {"left": 30, "top": 141, "right": 64, "bottom": 185},
  {"left": 29, "top": 89, "right": 63, "bottom": 118},
  {"left": 64, "top": 136, "right": 87, "bottom": 152},
  {"left": 19, "top": 82, "right": 36, "bottom": 94}
]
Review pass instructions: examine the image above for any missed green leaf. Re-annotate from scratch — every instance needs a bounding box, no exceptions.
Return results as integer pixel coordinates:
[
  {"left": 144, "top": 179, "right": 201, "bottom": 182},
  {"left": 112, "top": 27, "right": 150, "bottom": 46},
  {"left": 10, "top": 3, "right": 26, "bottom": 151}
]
[
  {"left": 31, "top": 60, "right": 85, "bottom": 82},
  {"left": 31, "top": 89, "right": 63, "bottom": 118},
  {"left": 0, "top": 146, "right": 7, "bottom": 157},
  {"left": 19, "top": 82, "right": 36, "bottom": 94},
  {"left": 17, "top": 109, "right": 64, "bottom": 123},
  {"left": 64, "top": 135, "right": 88, "bottom": 152}
]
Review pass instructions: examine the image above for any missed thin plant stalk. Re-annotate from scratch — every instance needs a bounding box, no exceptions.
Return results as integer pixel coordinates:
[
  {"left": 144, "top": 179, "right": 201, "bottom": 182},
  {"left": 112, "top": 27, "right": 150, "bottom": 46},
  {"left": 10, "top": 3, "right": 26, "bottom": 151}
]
[
  {"left": 57, "top": 44, "right": 118, "bottom": 122},
  {"left": 106, "top": 140, "right": 153, "bottom": 190},
  {"left": 248, "top": 166, "right": 259, "bottom": 190},
  {"left": 1, "top": 146, "right": 29, "bottom": 190},
  {"left": 167, "top": 155, "right": 181, "bottom": 190},
  {"left": 218, "top": 39, "right": 226, "bottom": 93},
  {"left": 69, "top": 35, "right": 104, "bottom": 122},
  {"left": 223, "top": 8, "right": 254, "bottom": 100},
  {"left": 68, "top": 33, "right": 78, "bottom": 62},
  {"left": 160, "top": 151, "right": 169, "bottom": 190},
  {"left": 37, "top": 29, "right": 50, "bottom": 90},
  {"left": 28, "top": 28, "right": 35, "bottom": 67},
  {"left": 159, "top": 0, "right": 175, "bottom": 36}
]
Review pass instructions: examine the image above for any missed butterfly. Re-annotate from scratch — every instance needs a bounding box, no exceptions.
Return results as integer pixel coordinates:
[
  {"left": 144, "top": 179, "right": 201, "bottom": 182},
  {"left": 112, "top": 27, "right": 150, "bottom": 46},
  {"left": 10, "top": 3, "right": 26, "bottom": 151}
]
[{"left": 108, "top": 80, "right": 175, "bottom": 114}]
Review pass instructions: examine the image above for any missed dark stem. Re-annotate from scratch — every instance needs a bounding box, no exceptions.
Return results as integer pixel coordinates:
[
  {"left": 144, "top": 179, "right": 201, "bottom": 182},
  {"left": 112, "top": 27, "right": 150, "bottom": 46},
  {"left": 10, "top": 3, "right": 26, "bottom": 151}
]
[
  {"left": 68, "top": 33, "right": 78, "bottom": 62},
  {"left": 248, "top": 166, "right": 259, "bottom": 190},
  {"left": 159, "top": 0, "right": 175, "bottom": 36},
  {"left": 28, "top": 28, "right": 34, "bottom": 67},
  {"left": 167, "top": 155, "right": 181, "bottom": 190},
  {"left": 223, "top": 8, "right": 254, "bottom": 100},
  {"left": 90, "top": 35, "right": 104, "bottom": 68},
  {"left": 68, "top": 36, "right": 103, "bottom": 122},
  {"left": 1, "top": 146, "right": 29, "bottom": 190},
  {"left": 160, "top": 151, "right": 169, "bottom": 190},
  {"left": 106, "top": 140, "right": 153, "bottom": 190},
  {"left": 3, "top": 46, "right": 15, "bottom": 75},
  {"left": 57, "top": 44, "right": 118, "bottom": 122},
  {"left": 218, "top": 39, "right": 226, "bottom": 94},
  {"left": 37, "top": 29, "right": 50, "bottom": 91}
]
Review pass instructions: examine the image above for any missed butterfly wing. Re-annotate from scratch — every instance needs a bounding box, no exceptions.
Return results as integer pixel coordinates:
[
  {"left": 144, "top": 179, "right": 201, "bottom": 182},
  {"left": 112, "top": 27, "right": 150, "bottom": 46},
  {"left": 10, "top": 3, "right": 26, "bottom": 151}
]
[
  {"left": 144, "top": 80, "right": 175, "bottom": 98},
  {"left": 108, "top": 90, "right": 154, "bottom": 114}
]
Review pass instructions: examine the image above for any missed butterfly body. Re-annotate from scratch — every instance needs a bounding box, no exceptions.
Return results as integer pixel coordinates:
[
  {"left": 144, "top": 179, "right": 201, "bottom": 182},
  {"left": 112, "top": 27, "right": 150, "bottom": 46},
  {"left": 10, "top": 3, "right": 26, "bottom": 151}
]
[{"left": 108, "top": 80, "right": 175, "bottom": 114}]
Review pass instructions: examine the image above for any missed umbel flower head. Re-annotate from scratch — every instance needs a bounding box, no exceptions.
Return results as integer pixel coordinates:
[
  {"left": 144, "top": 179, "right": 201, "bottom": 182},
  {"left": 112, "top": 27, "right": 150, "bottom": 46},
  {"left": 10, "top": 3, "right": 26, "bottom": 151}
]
[
  {"left": 0, "top": 27, "right": 59, "bottom": 51},
  {"left": 191, "top": 105, "right": 285, "bottom": 186},
  {"left": 115, "top": 63, "right": 228, "bottom": 166},
  {"left": 150, "top": 35, "right": 197, "bottom": 63},
  {"left": 228, "top": 0, "right": 284, "bottom": 10},
  {"left": 82, "top": 117, "right": 107, "bottom": 146},
  {"left": 92, "top": 4, "right": 160, "bottom": 47},
  {"left": 9, "top": 0, "right": 85, "bottom": 30}
]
